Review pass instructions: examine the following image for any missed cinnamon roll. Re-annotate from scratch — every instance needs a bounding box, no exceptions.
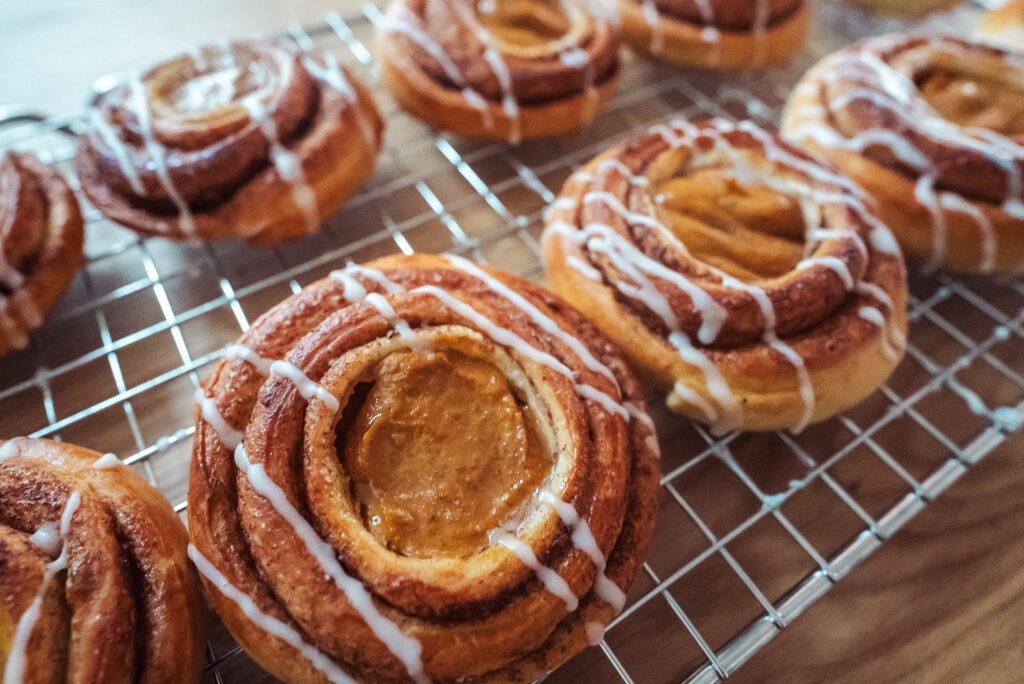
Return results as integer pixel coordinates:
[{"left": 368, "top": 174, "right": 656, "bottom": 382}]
[
  {"left": 188, "top": 253, "right": 659, "bottom": 682},
  {"left": 0, "top": 152, "right": 84, "bottom": 358},
  {"left": 618, "top": 0, "right": 809, "bottom": 70},
  {"left": 76, "top": 40, "right": 383, "bottom": 245},
  {"left": 0, "top": 437, "right": 206, "bottom": 683},
  {"left": 376, "top": 0, "right": 621, "bottom": 143},
  {"left": 542, "top": 118, "right": 908, "bottom": 433},
  {"left": 977, "top": 0, "right": 1024, "bottom": 48},
  {"left": 783, "top": 34, "right": 1024, "bottom": 274}
]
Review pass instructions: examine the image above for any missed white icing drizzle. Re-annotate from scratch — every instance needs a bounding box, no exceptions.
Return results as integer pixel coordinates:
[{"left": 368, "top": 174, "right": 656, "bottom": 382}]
[
  {"left": 269, "top": 361, "right": 342, "bottom": 411},
  {"left": 240, "top": 97, "right": 319, "bottom": 235},
  {"left": 331, "top": 264, "right": 405, "bottom": 297},
  {"left": 641, "top": 0, "right": 664, "bottom": 55},
  {"left": 28, "top": 523, "right": 61, "bottom": 558},
  {"left": 223, "top": 344, "right": 341, "bottom": 411},
  {"left": 363, "top": 292, "right": 431, "bottom": 352},
  {"left": 567, "top": 255, "right": 602, "bottom": 281},
  {"left": 791, "top": 38, "right": 1024, "bottom": 272},
  {"left": 796, "top": 256, "right": 854, "bottom": 290},
  {"left": 489, "top": 529, "right": 579, "bottom": 611},
  {"left": 718, "top": 273, "right": 815, "bottom": 432},
  {"left": 537, "top": 490, "right": 626, "bottom": 611},
  {"left": 480, "top": 43, "right": 520, "bottom": 144},
  {"left": 938, "top": 192, "right": 997, "bottom": 273},
  {"left": 596, "top": 158, "right": 650, "bottom": 186},
  {"left": 857, "top": 306, "right": 897, "bottom": 361},
  {"left": 0, "top": 253, "right": 24, "bottom": 291},
  {"left": 0, "top": 297, "right": 29, "bottom": 350},
  {"left": 125, "top": 73, "right": 197, "bottom": 235},
  {"left": 329, "top": 262, "right": 631, "bottom": 419},
  {"left": 382, "top": 6, "right": 496, "bottom": 133},
  {"left": 560, "top": 47, "right": 597, "bottom": 119},
  {"left": 413, "top": 283, "right": 629, "bottom": 419},
  {"left": 3, "top": 491, "right": 81, "bottom": 684},
  {"left": 0, "top": 440, "right": 19, "bottom": 462},
  {"left": 548, "top": 118, "right": 903, "bottom": 433},
  {"left": 88, "top": 107, "right": 146, "bottom": 195},
  {"left": 187, "top": 545, "right": 356, "bottom": 683},
  {"left": 195, "top": 387, "right": 244, "bottom": 451},
  {"left": 543, "top": 197, "right": 580, "bottom": 222},
  {"left": 854, "top": 282, "right": 905, "bottom": 361},
  {"left": 442, "top": 254, "right": 619, "bottom": 386},
  {"left": 196, "top": 258, "right": 653, "bottom": 665},
  {"left": 92, "top": 453, "right": 122, "bottom": 469},
  {"left": 233, "top": 445, "right": 428, "bottom": 682},
  {"left": 751, "top": 0, "right": 769, "bottom": 63},
  {"left": 548, "top": 219, "right": 742, "bottom": 431},
  {"left": 301, "top": 53, "right": 378, "bottom": 150}
]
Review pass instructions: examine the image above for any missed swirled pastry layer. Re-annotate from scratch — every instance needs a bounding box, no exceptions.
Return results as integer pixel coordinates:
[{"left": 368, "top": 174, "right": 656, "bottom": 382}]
[
  {"left": 784, "top": 34, "right": 1024, "bottom": 273},
  {"left": 377, "top": 0, "right": 621, "bottom": 142},
  {"left": 189, "top": 253, "right": 659, "bottom": 682},
  {"left": 543, "top": 118, "right": 908, "bottom": 432},
  {"left": 618, "top": 0, "right": 809, "bottom": 69},
  {"left": 76, "top": 40, "right": 383, "bottom": 245},
  {"left": 0, "top": 153, "right": 83, "bottom": 358},
  {"left": 0, "top": 437, "right": 205, "bottom": 683}
]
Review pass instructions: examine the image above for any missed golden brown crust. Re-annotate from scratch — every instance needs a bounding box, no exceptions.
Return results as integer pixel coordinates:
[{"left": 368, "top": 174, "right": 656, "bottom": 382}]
[
  {"left": 0, "top": 153, "right": 84, "bottom": 358},
  {"left": 75, "top": 40, "right": 383, "bottom": 245},
  {"left": 376, "top": 0, "right": 621, "bottom": 142},
  {"left": 0, "top": 437, "right": 206, "bottom": 684},
  {"left": 542, "top": 118, "right": 908, "bottom": 433},
  {"left": 188, "top": 253, "right": 659, "bottom": 683},
  {"left": 618, "top": 0, "right": 809, "bottom": 69},
  {"left": 782, "top": 34, "right": 1024, "bottom": 274}
]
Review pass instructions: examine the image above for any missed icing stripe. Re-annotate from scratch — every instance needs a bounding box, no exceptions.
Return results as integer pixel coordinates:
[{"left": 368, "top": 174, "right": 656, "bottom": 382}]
[
  {"left": 188, "top": 545, "right": 355, "bottom": 684},
  {"left": 233, "top": 445, "right": 427, "bottom": 682},
  {"left": 3, "top": 491, "right": 81, "bottom": 684}
]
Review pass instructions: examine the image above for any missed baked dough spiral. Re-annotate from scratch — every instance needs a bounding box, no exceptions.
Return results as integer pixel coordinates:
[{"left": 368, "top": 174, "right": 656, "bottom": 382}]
[
  {"left": 783, "top": 34, "right": 1024, "bottom": 274},
  {"left": 0, "top": 437, "right": 206, "bottom": 683},
  {"left": 543, "top": 118, "right": 908, "bottom": 433},
  {"left": 0, "top": 152, "right": 84, "bottom": 358},
  {"left": 189, "top": 253, "right": 659, "bottom": 682},
  {"left": 377, "top": 0, "right": 621, "bottom": 142},
  {"left": 618, "top": 0, "right": 809, "bottom": 69},
  {"left": 76, "top": 40, "right": 383, "bottom": 245}
]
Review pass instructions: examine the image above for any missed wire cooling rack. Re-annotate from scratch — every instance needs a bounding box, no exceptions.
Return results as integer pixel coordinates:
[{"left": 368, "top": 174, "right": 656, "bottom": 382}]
[{"left": 1, "top": 1, "right": 1021, "bottom": 682}]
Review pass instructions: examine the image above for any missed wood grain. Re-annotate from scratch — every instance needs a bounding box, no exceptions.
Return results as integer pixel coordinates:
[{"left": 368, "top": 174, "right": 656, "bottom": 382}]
[{"left": 734, "top": 435, "right": 1024, "bottom": 684}]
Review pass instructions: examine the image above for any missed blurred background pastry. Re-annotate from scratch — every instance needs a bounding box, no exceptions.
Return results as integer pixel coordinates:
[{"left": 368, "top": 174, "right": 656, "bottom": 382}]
[
  {"left": 784, "top": 33, "right": 1024, "bottom": 273},
  {"left": 618, "top": 0, "right": 810, "bottom": 69},
  {"left": 0, "top": 152, "right": 83, "bottom": 359},
  {"left": 76, "top": 39, "right": 383, "bottom": 245},
  {"left": 377, "top": 0, "right": 621, "bottom": 142}
]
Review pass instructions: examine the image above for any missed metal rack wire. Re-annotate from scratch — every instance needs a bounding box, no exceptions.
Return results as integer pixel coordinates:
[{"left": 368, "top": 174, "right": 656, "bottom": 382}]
[{"left": 1, "top": 1, "right": 1021, "bottom": 682}]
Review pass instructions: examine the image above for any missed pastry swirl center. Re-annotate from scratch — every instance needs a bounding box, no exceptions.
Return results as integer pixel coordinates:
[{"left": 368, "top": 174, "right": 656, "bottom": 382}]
[
  {"left": 656, "top": 168, "right": 808, "bottom": 281},
  {"left": 916, "top": 67, "right": 1024, "bottom": 136},
  {"left": 341, "top": 349, "right": 551, "bottom": 559},
  {"left": 166, "top": 53, "right": 276, "bottom": 116}
]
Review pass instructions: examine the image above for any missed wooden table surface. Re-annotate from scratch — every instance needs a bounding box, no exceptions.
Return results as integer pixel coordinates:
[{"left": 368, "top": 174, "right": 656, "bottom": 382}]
[{"left": 2, "top": 2, "right": 1022, "bottom": 683}]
